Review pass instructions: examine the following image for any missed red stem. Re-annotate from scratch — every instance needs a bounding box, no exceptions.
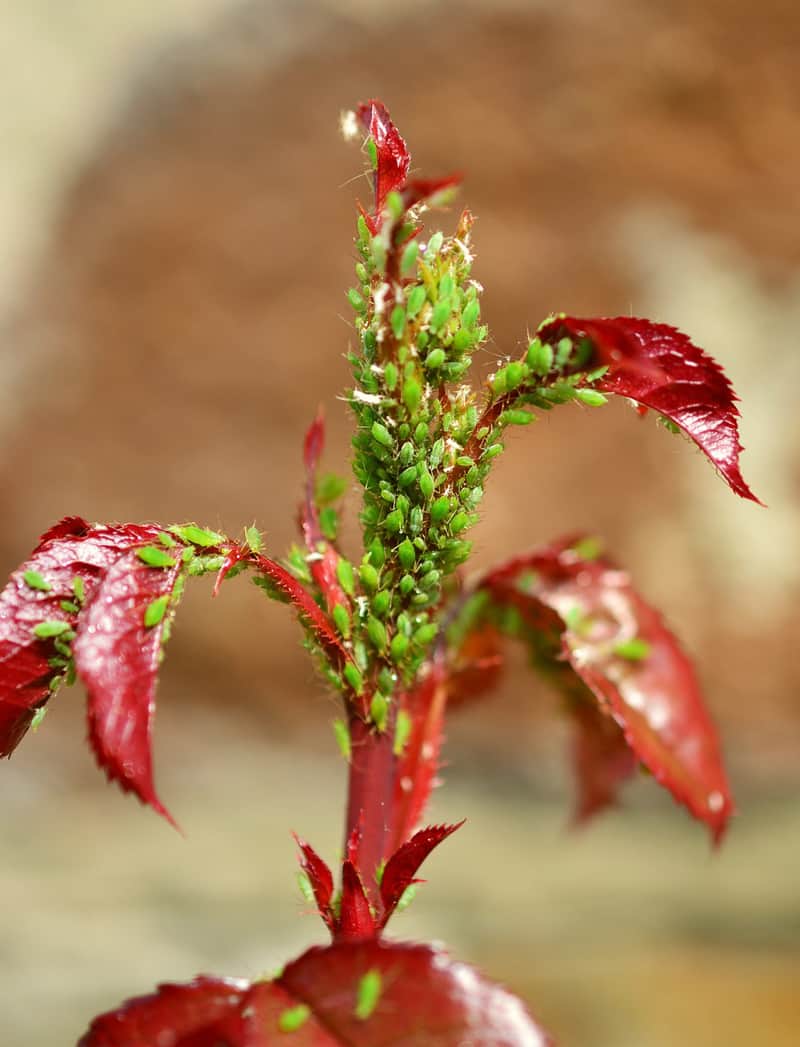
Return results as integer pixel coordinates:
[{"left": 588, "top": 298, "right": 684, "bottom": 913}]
[{"left": 345, "top": 711, "right": 396, "bottom": 910}]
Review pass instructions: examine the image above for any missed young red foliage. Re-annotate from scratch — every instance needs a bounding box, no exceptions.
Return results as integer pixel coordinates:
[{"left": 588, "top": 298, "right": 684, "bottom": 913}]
[
  {"left": 294, "top": 834, "right": 336, "bottom": 933},
  {"left": 356, "top": 100, "right": 410, "bottom": 231},
  {"left": 538, "top": 315, "right": 761, "bottom": 503},
  {"left": 0, "top": 518, "right": 190, "bottom": 818},
  {"left": 470, "top": 537, "right": 734, "bottom": 841},
  {"left": 82, "top": 941, "right": 551, "bottom": 1046},
  {"left": 378, "top": 821, "right": 463, "bottom": 928},
  {"left": 75, "top": 543, "right": 186, "bottom": 824}
]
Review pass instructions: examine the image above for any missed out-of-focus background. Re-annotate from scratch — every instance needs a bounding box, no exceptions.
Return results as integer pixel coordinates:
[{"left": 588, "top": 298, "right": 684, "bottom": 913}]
[{"left": 2, "top": 1, "right": 799, "bottom": 1043}]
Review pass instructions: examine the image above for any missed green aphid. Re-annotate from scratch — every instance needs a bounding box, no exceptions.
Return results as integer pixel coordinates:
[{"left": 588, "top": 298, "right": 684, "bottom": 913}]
[
  {"left": 393, "top": 709, "right": 412, "bottom": 756},
  {"left": 354, "top": 969, "right": 382, "bottom": 1021},
  {"left": 429, "top": 439, "right": 444, "bottom": 468},
  {"left": 384, "top": 362, "right": 399, "bottom": 391},
  {"left": 31, "top": 707, "right": 48, "bottom": 732},
  {"left": 397, "top": 883, "right": 418, "bottom": 912},
  {"left": 22, "top": 570, "right": 51, "bottom": 593},
  {"left": 371, "top": 421, "right": 394, "bottom": 449},
  {"left": 575, "top": 388, "right": 607, "bottom": 407},
  {"left": 357, "top": 213, "right": 371, "bottom": 245},
  {"left": 390, "top": 632, "right": 409, "bottom": 663},
  {"left": 526, "top": 338, "right": 554, "bottom": 376},
  {"left": 399, "top": 440, "right": 415, "bottom": 467},
  {"left": 399, "top": 574, "right": 415, "bottom": 597},
  {"left": 555, "top": 336, "right": 573, "bottom": 368},
  {"left": 336, "top": 559, "right": 356, "bottom": 598},
  {"left": 413, "top": 421, "right": 428, "bottom": 445},
  {"left": 241, "top": 526, "right": 261, "bottom": 554},
  {"left": 296, "top": 870, "right": 315, "bottom": 906},
  {"left": 332, "top": 603, "right": 351, "bottom": 639},
  {"left": 182, "top": 546, "right": 195, "bottom": 564},
  {"left": 397, "top": 538, "right": 416, "bottom": 571},
  {"left": 417, "top": 330, "right": 429, "bottom": 350},
  {"left": 452, "top": 328, "right": 474, "bottom": 353},
  {"left": 418, "top": 466, "right": 434, "bottom": 500},
  {"left": 658, "top": 415, "right": 682, "bottom": 436},
  {"left": 367, "top": 616, "right": 388, "bottom": 652},
  {"left": 499, "top": 408, "right": 533, "bottom": 427},
  {"left": 33, "top": 620, "right": 71, "bottom": 640},
  {"left": 399, "top": 465, "right": 418, "bottom": 488},
  {"left": 187, "top": 555, "right": 224, "bottom": 576},
  {"left": 319, "top": 506, "right": 338, "bottom": 541},
  {"left": 390, "top": 305, "right": 406, "bottom": 340},
  {"left": 419, "top": 569, "right": 441, "bottom": 590},
  {"left": 371, "top": 237, "right": 387, "bottom": 271},
  {"left": 385, "top": 189, "right": 404, "bottom": 221},
  {"left": 571, "top": 536, "right": 604, "bottom": 561},
  {"left": 403, "top": 378, "right": 421, "bottom": 415},
  {"left": 482, "top": 442, "right": 504, "bottom": 460},
  {"left": 424, "top": 347, "right": 446, "bottom": 370},
  {"left": 344, "top": 662, "right": 364, "bottom": 696},
  {"left": 359, "top": 562, "right": 379, "bottom": 592},
  {"left": 363, "top": 328, "right": 378, "bottom": 354},
  {"left": 455, "top": 455, "right": 473, "bottom": 468},
  {"left": 157, "top": 531, "right": 176, "bottom": 549},
  {"left": 278, "top": 1004, "right": 311, "bottom": 1033},
  {"left": 72, "top": 577, "right": 85, "bottom": 604},
  {"left": 53, "top": 637, "right": 74, "bottom": 658},
  {"left": 383, "top": 509, "right": 403, "bottom": 534},
  {"left": 143, "top": 595, "right": 170, "bottom": 628},
  {"left": 400, "top": 240, "right": 419, "bottom": 276},
  {"left": 372, "top": 590, "right": 391, "bottom": 618},
  {"left": 449, "top": 511, "right": 470, "bottom": 534},
  {"left": 365, "top": 137, "right": 378, "bottom": 169},
  {"left": 368, "top": 538, "right": 386, "bottom": 568},
  {"left": 413, "top": 621, "right": 438, "bottom": 647},
  {"left": 370, "top": 693, "right": 389, "bottom": 732},
  {"left": 461, "top": 297, "right": 480, "bottom": 329},
  {"left": 406, "top": 283, "right": 427, "bottom": 319},
  {"left": 317, "top": 473, "right": 348, "bottom": 505},
  {"left": 409, "top": 506, "right": 424, "bottom": 534},
  {"left": 429, "top": 298, "right": 451, "bottom": 333},
  {"left": 332, "top": 718, "right": 352, "bottom": 761},
  {"left": 430, "top": 496, "right": 451, "bottom": 524},
  {"left": 613, "top": 637, "right": 651, "bottom": 662},
  {"left": 172, "top": 524, "right": 225, "bottom": 548},
  {"left": 425, "top": 231, "right": 443, "bottom": 257}
]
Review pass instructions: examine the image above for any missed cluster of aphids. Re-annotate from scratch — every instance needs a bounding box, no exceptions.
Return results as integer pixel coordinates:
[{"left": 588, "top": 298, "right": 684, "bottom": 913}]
[{"left": 282, "top": 182, "right": 609, "bottom": 735}]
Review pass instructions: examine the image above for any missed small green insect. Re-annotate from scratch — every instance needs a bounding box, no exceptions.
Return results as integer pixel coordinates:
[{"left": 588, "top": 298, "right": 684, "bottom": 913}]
[
  {"left": 354, "top": 969, "right": 382, "bottom": 1021},
  {"left": 278, "top": 1003, "right": 311, "bottom": 1033}
]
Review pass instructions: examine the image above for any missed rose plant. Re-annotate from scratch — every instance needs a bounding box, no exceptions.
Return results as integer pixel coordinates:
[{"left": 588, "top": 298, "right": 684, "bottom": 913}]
[{"left": 0, "top": 100, "right": 760, "bottom": 1045}]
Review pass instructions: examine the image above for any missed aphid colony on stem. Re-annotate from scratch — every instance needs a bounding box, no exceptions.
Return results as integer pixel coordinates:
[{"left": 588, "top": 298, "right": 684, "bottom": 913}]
[{"left": 0, "top": 100, "right": 759, "bottom": 1045}]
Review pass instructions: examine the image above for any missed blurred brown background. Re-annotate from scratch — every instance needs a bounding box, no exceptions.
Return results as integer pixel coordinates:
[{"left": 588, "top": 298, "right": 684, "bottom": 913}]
[{"left": 2, "top": 1, "right": 799, "bottom": 1043}]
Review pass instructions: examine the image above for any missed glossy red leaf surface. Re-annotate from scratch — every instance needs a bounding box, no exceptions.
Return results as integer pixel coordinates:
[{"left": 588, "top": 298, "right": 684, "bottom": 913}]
[
  {"left": 79, "top": 975, "right": 333, "bottom": 1046},
  {"left": 294, "top": 834, "right": 335, "bottom": 932},
  {"left": 538, "top": 315, "right": 760, "bottom": 503},
  {"left": 379, "top": 822, "right": 463, "bottom": 927},
  {"left": 73, "top": 544, "right": 186, "bottom": 824},
  {"left": 356, "top": 99, "right": 410, "bottom": 228},
  {"left": 0, "top": 519, "right": 161, "bottom": 760},
  {"left": 477, "top": 538, "right": 733, "bottom": 841},
  {"left": 570, "top": 698, "right": 639, "bottom": 823},
  {"left": 82, "top": 940, "right": 551, "bottom": 1046},
  {"left": 338, "top": 859, "right": 377, "bottom": 941}
]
